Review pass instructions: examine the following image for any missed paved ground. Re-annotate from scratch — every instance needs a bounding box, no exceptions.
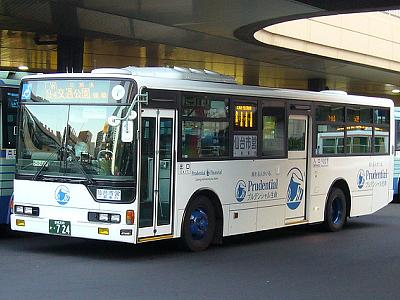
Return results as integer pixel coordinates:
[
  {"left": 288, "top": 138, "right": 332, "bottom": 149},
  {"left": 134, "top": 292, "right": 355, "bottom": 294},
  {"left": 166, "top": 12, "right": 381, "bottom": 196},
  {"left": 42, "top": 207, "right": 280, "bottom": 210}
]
[{"left": 1, "top": 203, "right": 400, "bottom": 300}]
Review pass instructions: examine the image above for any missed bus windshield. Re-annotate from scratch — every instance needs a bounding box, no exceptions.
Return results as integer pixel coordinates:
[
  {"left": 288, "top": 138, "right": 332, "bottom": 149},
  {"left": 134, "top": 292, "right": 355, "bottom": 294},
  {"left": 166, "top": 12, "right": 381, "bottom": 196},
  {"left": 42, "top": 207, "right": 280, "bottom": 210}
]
[
  {"left": 16, "top": 104, "right": 137, "bottom": 182},
  {"left": 17, "top": 105, "right": 136, "bottom": 180}
]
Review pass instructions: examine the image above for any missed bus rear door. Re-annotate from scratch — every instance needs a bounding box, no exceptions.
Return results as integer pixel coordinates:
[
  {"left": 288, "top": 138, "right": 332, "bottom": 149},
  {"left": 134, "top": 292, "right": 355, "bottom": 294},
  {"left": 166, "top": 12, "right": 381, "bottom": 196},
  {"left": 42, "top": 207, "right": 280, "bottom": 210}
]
[{"left": 285, "top": 114, "right": 308, "bottom": 224}]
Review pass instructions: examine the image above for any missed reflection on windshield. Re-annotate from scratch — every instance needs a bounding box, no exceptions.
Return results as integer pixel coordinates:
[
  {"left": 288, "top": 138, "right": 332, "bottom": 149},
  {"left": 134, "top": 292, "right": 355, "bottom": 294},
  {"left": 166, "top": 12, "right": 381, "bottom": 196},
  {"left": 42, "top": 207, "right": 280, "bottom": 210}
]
[{"left": 17, "top": 104, "right": 136, "bottom": 181}]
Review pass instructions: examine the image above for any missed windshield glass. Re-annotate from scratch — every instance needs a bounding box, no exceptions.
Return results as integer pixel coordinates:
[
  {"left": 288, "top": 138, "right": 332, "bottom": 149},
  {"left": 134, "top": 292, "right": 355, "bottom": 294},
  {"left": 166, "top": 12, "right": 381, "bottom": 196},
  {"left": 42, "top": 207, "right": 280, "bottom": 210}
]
[{"left": 17, "top": 104, "right": 136, "bottom": 181}]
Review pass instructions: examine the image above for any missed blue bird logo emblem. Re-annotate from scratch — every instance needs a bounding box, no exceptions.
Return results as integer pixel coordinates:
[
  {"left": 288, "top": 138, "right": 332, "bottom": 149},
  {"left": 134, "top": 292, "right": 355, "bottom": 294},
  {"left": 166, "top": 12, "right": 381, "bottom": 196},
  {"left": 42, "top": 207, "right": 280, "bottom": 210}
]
[
  {"left": 287, "top": 168, "right": 304, "bottom": 210},
  {"left": 235, "top": 180, "right": 247, "bottom": 202},
  {"left": 55, "top": 185, "right": 70, "bottom": 205},
  {"left": 357, "top": 169, "right": 365, "bottom": 189}
]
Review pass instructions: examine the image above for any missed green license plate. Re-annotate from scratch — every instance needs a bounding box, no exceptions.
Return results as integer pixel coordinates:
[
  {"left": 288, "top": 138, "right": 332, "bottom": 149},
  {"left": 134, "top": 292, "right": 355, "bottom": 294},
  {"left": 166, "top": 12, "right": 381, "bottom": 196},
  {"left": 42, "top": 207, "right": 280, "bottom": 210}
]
[{"left": 49, "top": 220, "right": 71, "bottom": 236}]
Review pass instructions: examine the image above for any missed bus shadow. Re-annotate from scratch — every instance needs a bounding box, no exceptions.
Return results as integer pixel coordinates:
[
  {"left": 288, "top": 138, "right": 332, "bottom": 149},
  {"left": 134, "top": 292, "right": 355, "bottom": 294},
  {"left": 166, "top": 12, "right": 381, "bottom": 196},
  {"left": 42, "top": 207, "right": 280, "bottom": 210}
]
[
  {"left": 5, "top": 219, "right": 384, "bottom": 260},
  {"left": 21, "top": 235, "right": 184, "bottom": 260},
  {"left": 219, "top": 219, "right": 384, "bottom": 248},
  {"left": 19, "top": 226, "right": 324, "bottom": 259},
  {"left": 0, "top": 225, "right": 29, "bottom": 240}
]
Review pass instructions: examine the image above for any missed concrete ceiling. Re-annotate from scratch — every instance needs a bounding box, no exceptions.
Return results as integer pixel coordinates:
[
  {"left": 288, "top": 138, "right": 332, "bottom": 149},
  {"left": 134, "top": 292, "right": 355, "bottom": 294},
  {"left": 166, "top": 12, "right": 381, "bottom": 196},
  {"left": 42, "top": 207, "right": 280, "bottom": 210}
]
[{"left": 1, "top": 0, "right": 400, "bottom": 99}]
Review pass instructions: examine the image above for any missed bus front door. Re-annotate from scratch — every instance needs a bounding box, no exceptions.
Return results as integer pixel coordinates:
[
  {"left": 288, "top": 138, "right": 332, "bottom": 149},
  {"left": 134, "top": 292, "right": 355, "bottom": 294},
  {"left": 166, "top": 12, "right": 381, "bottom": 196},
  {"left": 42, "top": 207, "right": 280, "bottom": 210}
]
[
  {"left": 137, "top": 109, "right": 175, "bottom": 241},
  {"left": 285, "top": 115, "right": 308, "bottom": 223}
]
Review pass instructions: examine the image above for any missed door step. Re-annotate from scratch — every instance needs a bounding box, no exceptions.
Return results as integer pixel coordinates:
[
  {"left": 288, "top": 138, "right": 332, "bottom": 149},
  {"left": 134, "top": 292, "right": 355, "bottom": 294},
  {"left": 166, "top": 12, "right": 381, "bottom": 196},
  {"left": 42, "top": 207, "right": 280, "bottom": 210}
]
[
  {"left": 138, "top": 234, "right": 174, "bottom": 243},
  {"left": 285, "top": 219, "right": 308, "bottom": 226}
]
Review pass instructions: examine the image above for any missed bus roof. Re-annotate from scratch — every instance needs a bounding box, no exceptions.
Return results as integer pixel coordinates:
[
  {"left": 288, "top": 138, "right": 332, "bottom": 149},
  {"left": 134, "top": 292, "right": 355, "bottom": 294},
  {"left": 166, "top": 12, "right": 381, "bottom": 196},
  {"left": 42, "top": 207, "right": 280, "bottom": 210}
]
[{"left": 22, "top": 67, "right": 394, "bottom": 108}]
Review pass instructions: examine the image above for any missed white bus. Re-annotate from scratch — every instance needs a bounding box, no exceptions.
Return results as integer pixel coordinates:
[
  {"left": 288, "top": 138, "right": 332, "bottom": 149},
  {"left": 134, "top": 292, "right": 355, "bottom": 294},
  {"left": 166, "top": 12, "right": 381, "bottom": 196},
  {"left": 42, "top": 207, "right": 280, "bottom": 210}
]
[{"left": 11, "top": 67, "right": 394, "bottom": 251}]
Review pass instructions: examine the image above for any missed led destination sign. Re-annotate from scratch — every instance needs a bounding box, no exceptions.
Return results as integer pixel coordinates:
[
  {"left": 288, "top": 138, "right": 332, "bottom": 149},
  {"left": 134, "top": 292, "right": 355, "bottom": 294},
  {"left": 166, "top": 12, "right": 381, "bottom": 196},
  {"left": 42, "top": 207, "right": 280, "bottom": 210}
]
[
  {"left": 234, "top": 104, "right": 256, "bottom": 129},
  {"left": 21, "top": 79, "right": 132, "bottom": 104}
]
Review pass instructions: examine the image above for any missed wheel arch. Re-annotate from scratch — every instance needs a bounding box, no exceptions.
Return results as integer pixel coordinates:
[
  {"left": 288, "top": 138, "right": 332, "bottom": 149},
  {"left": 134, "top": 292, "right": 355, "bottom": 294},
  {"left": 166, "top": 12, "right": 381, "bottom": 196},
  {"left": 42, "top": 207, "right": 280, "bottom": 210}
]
[
  {"left": 182, "top": 188, "right": 224, "bottom": 244},
  {"left": 326, "top": 178, "right": 351, "bottom": 217}
]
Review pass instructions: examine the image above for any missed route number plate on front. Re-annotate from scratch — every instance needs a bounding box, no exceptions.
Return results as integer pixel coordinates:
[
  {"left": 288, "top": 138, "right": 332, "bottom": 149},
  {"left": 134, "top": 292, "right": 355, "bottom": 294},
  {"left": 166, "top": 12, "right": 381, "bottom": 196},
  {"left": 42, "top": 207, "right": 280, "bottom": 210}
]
[{"left": 49, "top": 220, "right": 71, "bottom": 236}]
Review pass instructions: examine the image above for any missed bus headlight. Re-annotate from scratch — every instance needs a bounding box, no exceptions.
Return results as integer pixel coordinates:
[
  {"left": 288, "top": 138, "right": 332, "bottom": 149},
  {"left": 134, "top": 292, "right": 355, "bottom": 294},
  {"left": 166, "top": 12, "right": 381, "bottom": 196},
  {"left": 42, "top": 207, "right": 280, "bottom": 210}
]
[
  {"left": 15, "top": 205, "right": 24, "bottom": 214},
  {"left": 88, "top": 212, "right": 121, "bottom": 224},
  {"left": 99, "top": 213, "right": 109, "bottom": 222},
  {"left": 14, "top": 205, "right": 39, "bottom": 216},
  {"left": 24, "top": 207, "right": 33, "bottom": 215},
  {"left": 110, "top": 214, "right": 121, "bottom": 223}
]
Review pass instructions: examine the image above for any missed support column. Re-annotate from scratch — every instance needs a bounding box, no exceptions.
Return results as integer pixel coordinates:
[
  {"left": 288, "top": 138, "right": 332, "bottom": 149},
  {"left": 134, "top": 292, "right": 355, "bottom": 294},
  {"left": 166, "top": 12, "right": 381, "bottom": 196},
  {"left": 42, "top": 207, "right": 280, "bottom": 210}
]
[
  {"left": 243, "top": 62, "right": 260, "bottom": 86},
  {"left": 57, "top": 35, "right": 84, "bottom": 73},
  {"left": 308, "top": 78, "right": 327, "bottom": 92},
  {"left": 146, "top": 44, "right": 160, "bottom": 67}
]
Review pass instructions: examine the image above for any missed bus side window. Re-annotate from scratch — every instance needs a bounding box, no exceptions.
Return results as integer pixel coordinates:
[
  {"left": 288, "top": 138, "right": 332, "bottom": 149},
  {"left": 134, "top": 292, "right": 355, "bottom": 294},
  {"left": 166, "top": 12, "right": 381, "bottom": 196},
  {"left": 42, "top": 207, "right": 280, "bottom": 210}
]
[
  {"left": 262, "top": 107, "right": 285, "bottom": 157},
  {"left": 181, "top": 94, "right": 229, "bottom": 159}
]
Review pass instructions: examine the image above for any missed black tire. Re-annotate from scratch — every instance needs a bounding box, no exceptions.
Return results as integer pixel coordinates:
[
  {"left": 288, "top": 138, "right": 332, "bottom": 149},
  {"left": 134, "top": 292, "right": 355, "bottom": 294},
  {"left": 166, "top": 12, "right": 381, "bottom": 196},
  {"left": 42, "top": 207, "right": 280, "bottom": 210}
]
[
  {"left": 182, "top": 195, "right": 216, "bottom": 251},
  {"left": 323, "top": 187, "right": 347, "bottom": 232},
  {"left": 0, "top": 224, "right": 11, "bottom": 236}
]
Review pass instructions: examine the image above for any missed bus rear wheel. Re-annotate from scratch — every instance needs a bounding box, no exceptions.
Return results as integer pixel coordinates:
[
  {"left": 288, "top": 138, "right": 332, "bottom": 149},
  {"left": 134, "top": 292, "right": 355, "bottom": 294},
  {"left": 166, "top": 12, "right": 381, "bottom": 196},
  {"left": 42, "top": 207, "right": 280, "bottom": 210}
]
[
  {"left": 324, "top": 187, "right": 347, "bottom": 232},
  {"left": 182, "top": 195, "right": 216, "bottom": 251}
]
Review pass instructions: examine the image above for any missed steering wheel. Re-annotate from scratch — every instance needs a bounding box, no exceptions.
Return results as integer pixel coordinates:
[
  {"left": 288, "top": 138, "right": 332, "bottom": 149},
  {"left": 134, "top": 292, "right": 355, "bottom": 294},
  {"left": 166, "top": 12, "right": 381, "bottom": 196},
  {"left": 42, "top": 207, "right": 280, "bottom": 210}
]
[{"left": 97, "top": 149, "right": 113, "bottom": 160}]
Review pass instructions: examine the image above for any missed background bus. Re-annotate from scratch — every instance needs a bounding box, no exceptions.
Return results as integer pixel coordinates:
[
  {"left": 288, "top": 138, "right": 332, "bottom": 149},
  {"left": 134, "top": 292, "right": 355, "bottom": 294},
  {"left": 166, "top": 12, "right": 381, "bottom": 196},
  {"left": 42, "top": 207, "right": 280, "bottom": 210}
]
[
  {"left": 0, "top": 71, "right": 29, "bottom": 225},
  {"left": 394, "top": 107, "right": 400, "bottom": 200},
  {"left": 11, "top": 67, "right": 394, "bottom": 250}
]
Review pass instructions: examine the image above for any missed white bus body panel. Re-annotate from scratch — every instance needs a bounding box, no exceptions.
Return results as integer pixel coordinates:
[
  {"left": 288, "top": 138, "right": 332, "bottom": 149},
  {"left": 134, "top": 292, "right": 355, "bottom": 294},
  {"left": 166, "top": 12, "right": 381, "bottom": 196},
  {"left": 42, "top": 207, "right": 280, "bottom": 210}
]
[
  {"left": 174, "top": 154, "right": 393, "bottom": 238},
  {"left": 11, "top": 180, "right": 137, "bottom": 243},
  {"left": 309, "top": 155, "right": 392, "bottom": 220},
  {"left": 174, "top": 159, "right": 305, "bottom": 237}
]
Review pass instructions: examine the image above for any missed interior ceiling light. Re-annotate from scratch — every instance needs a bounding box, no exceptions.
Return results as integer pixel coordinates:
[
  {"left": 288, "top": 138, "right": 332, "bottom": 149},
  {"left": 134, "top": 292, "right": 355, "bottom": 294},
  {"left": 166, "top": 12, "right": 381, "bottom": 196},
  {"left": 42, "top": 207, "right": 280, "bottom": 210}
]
[
  {"left": 18, "top": 65, "right": 29, "bottom": 71},
  {"left": 392, "top": 89, "right": 400, "bottom": 94}
]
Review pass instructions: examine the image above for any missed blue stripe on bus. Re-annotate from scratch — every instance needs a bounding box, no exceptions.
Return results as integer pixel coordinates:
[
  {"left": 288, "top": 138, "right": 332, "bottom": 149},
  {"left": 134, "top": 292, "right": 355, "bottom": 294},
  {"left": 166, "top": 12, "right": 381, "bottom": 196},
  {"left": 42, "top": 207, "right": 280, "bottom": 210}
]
[
  {"left": 0, "top": 195, "right": 11, "bottom": 224},
  {"left": 394, "top": 177, "right": 399, "bottom": 195},
  {"left": 0, "top": 164, "right": 16, "bottom": 167}
]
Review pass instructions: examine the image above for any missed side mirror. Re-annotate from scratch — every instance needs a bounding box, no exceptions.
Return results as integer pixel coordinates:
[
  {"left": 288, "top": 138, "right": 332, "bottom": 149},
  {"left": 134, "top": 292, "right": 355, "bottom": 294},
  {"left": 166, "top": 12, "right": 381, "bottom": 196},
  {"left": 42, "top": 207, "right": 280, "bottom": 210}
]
[
  {"left": 108, "top": 111, "right": 137, "bottom": 142},
  {"left": 129, "top": 111, "right": 138, "bottom": 120},
  {"left": 107, "top": 116, "right": 121, "bottom": 127}
]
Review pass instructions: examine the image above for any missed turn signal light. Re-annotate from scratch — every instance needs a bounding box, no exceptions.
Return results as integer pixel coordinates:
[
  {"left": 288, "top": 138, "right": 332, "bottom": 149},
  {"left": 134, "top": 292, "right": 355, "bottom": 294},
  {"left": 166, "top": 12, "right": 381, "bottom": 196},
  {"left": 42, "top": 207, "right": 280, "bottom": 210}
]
[
  {"left": 98, "top": 228, "right": 109, "bottom": 235},
  {"left": 9, "top": 194, "right": 14, "bottom": 213},
  {"left": 126, "top": 210, "right": 134, "bottom": 225},
  {"left": 16, "top": 219, "right": 25, "bottom": 227}
]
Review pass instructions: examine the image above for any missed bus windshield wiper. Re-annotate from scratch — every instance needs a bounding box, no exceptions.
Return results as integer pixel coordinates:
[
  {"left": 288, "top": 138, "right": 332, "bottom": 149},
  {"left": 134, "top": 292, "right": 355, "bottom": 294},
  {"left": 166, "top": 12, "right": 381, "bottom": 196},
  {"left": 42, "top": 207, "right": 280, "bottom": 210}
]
[
  {"left": 32, "top": 146, "right": 63, "bottom": 181},
  {"left": 64, "top": 146, "right": 94, "bottom": 185},
  {"left": 32, "top": 146, "right": 94, "bottom": 185}
]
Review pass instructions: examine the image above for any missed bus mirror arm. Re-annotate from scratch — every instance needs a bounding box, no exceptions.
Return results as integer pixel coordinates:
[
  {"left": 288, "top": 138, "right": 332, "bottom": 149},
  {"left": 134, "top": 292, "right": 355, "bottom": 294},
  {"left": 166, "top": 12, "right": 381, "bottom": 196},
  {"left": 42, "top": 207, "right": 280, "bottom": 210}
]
[{"left": 107, "top": 87, "right": 148, "bottom": 127}]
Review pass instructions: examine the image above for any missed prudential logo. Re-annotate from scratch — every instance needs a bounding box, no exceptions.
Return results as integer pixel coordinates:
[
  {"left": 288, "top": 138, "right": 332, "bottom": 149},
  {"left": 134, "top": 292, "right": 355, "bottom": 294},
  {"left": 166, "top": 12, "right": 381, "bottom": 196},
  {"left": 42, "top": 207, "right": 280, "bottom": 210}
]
[
  {"left": 357, "top": 169, "right": 365, "bottom": 189},
  {"left": 287, "top": 167, "right": 304, "bottom": 210},
  {"left": 55, "top": 185, "right": 70, "bottom": 205},
  {"left": 235, "top": 180, "right": 247, "bottom": 202}
]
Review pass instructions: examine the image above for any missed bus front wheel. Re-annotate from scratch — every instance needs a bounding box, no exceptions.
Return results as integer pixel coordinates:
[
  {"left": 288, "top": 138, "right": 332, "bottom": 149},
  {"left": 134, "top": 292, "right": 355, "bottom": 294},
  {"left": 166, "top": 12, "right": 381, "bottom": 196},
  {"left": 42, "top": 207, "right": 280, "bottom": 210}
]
[
  {"left": 182, "top": 195, "right": 216, "bottom": 251},
  {"left": 324, "top": 187, "right": 347, "bottom": 232}
]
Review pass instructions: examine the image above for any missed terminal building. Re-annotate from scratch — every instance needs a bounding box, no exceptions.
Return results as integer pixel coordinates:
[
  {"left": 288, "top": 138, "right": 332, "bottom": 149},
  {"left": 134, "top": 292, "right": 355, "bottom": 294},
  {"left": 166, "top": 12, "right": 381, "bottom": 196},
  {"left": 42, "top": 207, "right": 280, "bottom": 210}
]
[{"left": 0, "top": 2, "right": 399, "bottom": 104}]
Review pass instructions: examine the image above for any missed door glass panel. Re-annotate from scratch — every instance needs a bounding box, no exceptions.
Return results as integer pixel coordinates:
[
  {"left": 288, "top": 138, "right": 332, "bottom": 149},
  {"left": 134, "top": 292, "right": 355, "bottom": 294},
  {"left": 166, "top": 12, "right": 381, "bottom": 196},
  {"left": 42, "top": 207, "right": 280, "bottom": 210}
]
[
  {"left": 288, "top": 119, "right": 306, "bottom": 151},
  {"left": 157, "top": 118, "right": 173, "bottom": 226},
  {"left": 139, "top": 118, "right": 156, "bottom": 228},
  {"left": 262, "top": 107, "right": 285, "bottom": 156}
]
